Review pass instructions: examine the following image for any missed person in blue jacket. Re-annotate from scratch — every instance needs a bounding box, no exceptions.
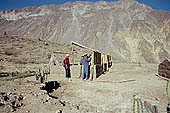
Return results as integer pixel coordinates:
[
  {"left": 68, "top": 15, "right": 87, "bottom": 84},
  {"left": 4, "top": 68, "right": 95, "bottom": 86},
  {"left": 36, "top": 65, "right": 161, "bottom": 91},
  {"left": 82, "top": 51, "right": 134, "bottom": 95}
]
[{"left": 81, "top": 53, "right": 91, "bottom": 80}]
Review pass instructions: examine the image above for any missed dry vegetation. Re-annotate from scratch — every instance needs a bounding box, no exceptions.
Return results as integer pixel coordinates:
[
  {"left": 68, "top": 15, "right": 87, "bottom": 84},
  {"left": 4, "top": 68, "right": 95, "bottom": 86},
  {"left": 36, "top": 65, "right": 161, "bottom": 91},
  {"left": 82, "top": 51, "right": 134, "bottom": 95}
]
[
  {"left": 0, "top": 36, "right": 71, "bottom": 65},
  {"left": 0, "top": 36, "right": 72, "bottom": 75}
]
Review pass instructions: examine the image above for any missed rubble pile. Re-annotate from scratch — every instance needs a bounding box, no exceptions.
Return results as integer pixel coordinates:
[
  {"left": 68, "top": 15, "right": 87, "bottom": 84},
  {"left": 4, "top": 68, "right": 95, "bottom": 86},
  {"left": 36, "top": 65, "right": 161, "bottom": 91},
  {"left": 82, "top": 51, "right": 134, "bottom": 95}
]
[
  {"left": 0, "top": 92, "right": 24, "bottom": 112},
  {"left": 158, "top": 59, "right": 170, "bottom": 79}
]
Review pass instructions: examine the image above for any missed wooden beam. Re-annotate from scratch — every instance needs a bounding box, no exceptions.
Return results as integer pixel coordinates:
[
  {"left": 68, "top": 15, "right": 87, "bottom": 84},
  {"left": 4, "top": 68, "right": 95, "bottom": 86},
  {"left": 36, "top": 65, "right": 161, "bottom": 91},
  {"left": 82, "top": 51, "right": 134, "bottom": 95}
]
[
  {"left": 53, "top": 51, "right": 70, "bottom": 54},
  {"left": 0, "top": 73, "right": 35, "bottom": 81},
  {"left": 155, "top": 74, "right": 170, "bottom": 81},
  {"left": 118, "top": 79, "right": 136, "bottom": 83},
  {"left": 71, "top": 41, "right": 95, "bottom": 51}
]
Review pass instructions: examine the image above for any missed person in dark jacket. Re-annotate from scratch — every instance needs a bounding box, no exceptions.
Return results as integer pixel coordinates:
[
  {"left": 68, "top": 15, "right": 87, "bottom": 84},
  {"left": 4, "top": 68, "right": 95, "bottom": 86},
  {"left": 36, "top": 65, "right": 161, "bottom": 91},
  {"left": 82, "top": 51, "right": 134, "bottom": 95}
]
[{"left": 64, "top": 54, "right": 71, "bottom": 80}]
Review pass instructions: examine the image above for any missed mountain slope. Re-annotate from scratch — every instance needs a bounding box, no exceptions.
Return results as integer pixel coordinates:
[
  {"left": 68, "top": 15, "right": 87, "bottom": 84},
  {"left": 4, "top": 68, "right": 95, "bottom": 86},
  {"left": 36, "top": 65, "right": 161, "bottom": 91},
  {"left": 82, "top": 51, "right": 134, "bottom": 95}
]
[{"left": 0, "top": 0, "right": 170, "bottom": 63}]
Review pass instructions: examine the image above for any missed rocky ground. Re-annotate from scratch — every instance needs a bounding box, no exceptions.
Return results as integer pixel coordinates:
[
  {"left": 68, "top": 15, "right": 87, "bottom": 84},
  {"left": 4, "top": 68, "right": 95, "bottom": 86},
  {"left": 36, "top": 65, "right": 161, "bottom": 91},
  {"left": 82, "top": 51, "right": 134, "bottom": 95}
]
[
  {"left": 0, "top": 63, "right": 168, "bottom": 113},
  {"left": 0, "top": 36, "right": 169, "bottom": 113},
  {"left": 0, "top": 36, "right": 71, "bottom": 65}
]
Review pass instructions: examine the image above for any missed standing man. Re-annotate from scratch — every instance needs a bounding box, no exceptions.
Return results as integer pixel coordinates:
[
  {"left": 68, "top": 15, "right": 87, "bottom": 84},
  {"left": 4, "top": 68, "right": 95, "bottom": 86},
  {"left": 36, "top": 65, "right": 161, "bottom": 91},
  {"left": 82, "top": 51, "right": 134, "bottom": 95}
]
[
  {"left": 82, "top": 54, "right": 91, "bottom": 80},
  {"left": 64, "top": 54, "right": 71, "bottom": 80}
]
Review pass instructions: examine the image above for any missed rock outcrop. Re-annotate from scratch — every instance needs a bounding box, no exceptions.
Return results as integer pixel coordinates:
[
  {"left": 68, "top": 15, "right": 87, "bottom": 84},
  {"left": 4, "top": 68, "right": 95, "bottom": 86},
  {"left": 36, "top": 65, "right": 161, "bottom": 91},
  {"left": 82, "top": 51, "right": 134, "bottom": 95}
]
[{"left": 0, "top": 0, "right": 170, "bottom": 63}]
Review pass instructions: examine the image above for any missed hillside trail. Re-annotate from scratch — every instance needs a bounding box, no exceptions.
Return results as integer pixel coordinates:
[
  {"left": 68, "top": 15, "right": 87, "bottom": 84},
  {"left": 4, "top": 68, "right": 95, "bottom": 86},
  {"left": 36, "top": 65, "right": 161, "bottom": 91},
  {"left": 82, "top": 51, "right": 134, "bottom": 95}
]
[{"left": 46, "top": 63, "right": 168, "bottom": 113}]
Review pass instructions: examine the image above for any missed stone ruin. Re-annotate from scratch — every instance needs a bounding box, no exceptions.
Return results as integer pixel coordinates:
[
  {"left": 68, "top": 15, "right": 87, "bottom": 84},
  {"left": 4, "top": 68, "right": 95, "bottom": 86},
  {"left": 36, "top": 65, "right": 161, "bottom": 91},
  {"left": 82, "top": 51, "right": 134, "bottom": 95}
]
[{"left": 158, "top": 59, "right": 170, "bottom": 79}]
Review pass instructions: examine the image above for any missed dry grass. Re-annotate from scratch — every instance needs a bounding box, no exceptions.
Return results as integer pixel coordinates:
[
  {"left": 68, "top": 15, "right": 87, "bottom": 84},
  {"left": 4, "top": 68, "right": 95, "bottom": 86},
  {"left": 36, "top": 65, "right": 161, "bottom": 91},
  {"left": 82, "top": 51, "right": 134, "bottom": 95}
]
[{"left": 0, "top": 36, "right": 70, "bottom": 65}]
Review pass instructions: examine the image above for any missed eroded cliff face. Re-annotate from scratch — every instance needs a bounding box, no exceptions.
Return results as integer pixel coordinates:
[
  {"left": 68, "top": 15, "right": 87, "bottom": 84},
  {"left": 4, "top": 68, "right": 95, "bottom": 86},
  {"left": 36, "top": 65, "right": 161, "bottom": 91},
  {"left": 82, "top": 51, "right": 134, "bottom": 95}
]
[{"left": 0, "top": 0, "right": 170, "bottom": 63}]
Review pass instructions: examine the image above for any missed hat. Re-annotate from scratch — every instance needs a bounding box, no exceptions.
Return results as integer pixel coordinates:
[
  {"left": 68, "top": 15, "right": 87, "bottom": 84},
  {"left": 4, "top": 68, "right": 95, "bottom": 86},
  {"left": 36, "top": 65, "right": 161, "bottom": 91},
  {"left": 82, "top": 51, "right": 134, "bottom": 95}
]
[{"left": 66, "top": 54, "right": 70, "bottom": 57}]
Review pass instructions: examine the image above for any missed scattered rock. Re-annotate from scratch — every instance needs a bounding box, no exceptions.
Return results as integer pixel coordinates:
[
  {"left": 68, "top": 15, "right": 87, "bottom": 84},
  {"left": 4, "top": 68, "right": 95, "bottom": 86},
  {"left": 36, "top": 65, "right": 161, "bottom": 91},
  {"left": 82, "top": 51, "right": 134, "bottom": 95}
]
[
  {"left": 44, "top": 42, "right": 49, "bottom": 46},
  {"left": 33, "top": 94, "right": 38, "bottom": 97},
  {"left": 76, "top": 105, "right": 80, "bottom": 110},
  {"left": 46, "top": 96, "right": 52, "bottom": 101},
  {"left": 56, "top": 110, "right": 62, "bottom": 113},
  {"left": 0, "top": 92, "right": 24, "bottom": 112},
  {"left": 26, "top": 110, "right": 30, "bottom": 113},
  {"left": 59, "top": 100, "right": 66, "bottom": 106},
  {"left": 155, "top": 97, "right": 159, "bottom": 100},
  {"left": 38, "top": 93, "right": 42, "bottom": 95},
  {"left": 0, "top": 72, "right": 10, "bottom": 77}
]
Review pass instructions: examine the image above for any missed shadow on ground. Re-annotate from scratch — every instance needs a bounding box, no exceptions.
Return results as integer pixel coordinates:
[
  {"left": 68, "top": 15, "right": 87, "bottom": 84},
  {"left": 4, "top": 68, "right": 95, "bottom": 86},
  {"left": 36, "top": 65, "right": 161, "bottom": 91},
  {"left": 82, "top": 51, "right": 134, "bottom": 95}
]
[{"left": 40, "top": 81, "right": 60, "bottom": 99}]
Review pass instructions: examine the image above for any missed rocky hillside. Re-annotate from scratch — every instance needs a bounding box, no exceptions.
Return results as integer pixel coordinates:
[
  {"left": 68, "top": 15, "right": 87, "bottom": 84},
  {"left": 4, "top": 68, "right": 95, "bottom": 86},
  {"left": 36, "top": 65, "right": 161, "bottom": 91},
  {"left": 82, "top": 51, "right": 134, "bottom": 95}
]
[
  {"left": 0, "top": 36, "right": 71, "bottom": 65},
  {"left": 0, "top": 0, "right": 170, "bottom": 63}
]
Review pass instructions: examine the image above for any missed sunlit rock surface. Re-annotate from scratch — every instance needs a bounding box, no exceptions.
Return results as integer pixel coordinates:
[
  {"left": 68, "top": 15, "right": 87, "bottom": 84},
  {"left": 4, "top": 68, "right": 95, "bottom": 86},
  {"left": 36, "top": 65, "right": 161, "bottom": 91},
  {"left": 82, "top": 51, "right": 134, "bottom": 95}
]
[{"left": 0, "top": 0, "right": 170, "bottom": 63}]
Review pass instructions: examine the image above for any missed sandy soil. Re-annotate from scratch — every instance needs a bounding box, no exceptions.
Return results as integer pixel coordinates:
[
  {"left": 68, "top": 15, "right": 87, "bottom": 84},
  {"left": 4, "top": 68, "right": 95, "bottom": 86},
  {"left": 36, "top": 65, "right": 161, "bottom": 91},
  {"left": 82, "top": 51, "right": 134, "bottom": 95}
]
[{"left": 0, "top": 63, "right": 168, "bottom": 113}]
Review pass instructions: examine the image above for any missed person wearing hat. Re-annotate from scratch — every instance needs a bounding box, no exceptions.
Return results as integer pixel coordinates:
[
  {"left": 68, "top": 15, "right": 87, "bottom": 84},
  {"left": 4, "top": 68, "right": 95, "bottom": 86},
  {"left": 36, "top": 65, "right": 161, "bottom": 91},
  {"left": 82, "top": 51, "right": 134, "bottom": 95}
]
[
  {"left": 64, "top": 54, "right": 71, "bottom": 80},
  {"left": 82, "top": 53, "right": 91, "bottom": 80}
]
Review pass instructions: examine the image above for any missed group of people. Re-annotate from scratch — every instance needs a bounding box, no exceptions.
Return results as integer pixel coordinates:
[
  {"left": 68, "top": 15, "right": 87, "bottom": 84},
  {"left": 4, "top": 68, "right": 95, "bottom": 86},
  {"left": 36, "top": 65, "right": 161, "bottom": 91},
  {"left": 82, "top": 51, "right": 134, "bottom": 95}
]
[
  {"left": 62, "top": 53, "right": 91, "bottom": 81},
  {"left": 80, "top": 53, "right": 91, "bottom": 80}
]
